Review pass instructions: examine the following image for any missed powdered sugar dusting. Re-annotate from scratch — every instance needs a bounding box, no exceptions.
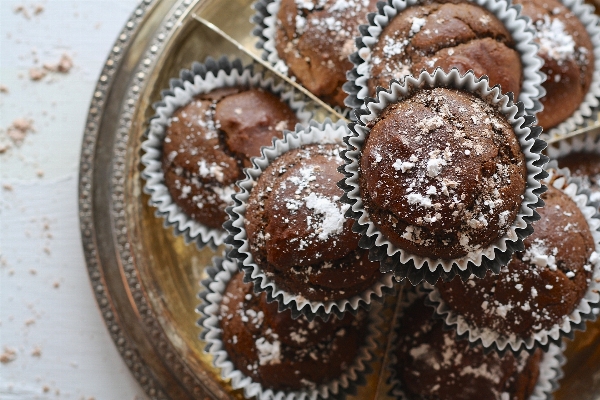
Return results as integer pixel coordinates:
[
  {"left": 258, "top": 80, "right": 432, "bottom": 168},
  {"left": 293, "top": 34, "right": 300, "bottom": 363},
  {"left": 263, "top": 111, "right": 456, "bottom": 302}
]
[{"left": 305, "top": 192, "right": 349, "bottom": 240}]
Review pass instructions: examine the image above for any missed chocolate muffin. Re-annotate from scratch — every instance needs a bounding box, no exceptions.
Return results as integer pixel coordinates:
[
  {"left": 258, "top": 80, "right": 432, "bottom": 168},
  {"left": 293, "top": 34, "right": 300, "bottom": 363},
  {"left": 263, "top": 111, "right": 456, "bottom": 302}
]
[
  {"left": 513, "top": 0, "right": 594, "bottom": 130},
  {"left": 436, "top": 184, "right": 595, "bottom": 338},
  {"left": 162, "top": 87, "right": 298, "bottom": 229},
  {"left": 275, "top": 0, "right": 378, "bottom": 108},
  {"left": 556, "top": 151, "right": 600, "bottom": 200},
  {"left": 244, "top": 143, "right": 383, "bottom": 302},
  {"left": 367, "top": 1, "right": 522, "bottom": 98},
  {"left": 394, "top": 298, "right": 543, "bottom": 400},
  {"left": 360, "top": 87, "right": 527, "bottom": 259},
  {"left": 219, "top": 271, "right": 369, "bottom": 391}
]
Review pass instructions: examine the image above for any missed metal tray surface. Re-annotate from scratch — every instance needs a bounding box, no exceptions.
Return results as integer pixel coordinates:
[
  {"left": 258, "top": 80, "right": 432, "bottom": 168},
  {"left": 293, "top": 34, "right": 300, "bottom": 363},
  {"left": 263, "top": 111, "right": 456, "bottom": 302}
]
[{"left": 78, "top": 0, "right": 600, "bottom": 398}]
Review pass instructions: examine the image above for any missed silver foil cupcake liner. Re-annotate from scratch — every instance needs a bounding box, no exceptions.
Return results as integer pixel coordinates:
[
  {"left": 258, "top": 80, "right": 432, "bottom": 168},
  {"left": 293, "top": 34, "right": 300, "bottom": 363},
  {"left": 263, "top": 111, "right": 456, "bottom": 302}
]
[
  {"left": 387, "top": 287, "right": 565, "bottom": 400},
  {"left": 224, "top": 119, "right": 396, "bottom": 320},
  {"left": 339, "top": 69, "right": 547, "bottom": 285},
  {"left": 198, "top": 256, "right": 383, "bottom": 400},
  {"left": 543, "top": 0, "right": 600, "bottom": 139},
  {"left": 251, "top": 0, "right": 356, "bottom": 117},
  {"left": 424, "top": 162, "right": 600, "bottom": 353},
  {"left": 141, "top": 57, "right": 313, "bottom": 249},
  {"left": 547, "top": 133, "right": 600, "bottom": 202},
  {"left": 344, "top": 0, "right": 546, "bottom": 115}
]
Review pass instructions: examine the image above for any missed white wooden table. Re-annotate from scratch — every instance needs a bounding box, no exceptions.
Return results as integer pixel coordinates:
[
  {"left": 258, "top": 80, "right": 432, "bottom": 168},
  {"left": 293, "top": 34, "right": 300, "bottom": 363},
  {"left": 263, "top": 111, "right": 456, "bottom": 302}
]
[{"left": 0, "top": 1, "right": 148, "bottom": 398}]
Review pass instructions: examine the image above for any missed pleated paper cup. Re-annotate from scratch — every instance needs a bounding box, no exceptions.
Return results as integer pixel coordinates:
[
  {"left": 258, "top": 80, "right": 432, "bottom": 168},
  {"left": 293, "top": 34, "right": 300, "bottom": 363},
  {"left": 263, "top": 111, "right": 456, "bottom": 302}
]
[
  {"left": 344, "top": 0, "right": 545, "bottom": 115},
  {"left": 340, "top": 69, "right": 547, "bottom": 285},
  {"left": 141, "top": 57, "right": 312, "bottom": 249},
  {"left": 198, "top": 257, "right": 383, "bottom": 400},
  {"left": 425, "top": 162, "right": 600, "bottom": 353},
  {"left": 225, "top": 119, "right": 395, "bottom": 320}
]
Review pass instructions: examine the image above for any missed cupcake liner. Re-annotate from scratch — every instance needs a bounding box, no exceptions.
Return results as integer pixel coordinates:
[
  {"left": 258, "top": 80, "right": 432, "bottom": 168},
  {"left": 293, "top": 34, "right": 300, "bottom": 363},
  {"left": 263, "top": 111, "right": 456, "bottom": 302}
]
[
  {"left": 340, "top": 69, "right": 548, "bottom": 285},
  {"left": 547, "top": 132, "right": 600, "bottom": 202},
  {"left": 141, "top": 56, "right": 313, "bottom": 249},
  {"left": 386, "top": 287, "right": 565, "bottom": 400},
  {"left": 424, "top": 161, "right": 600, "bottom": 353},
  {"left": 198, "top": 256, "right": 383, "bottom": 400},
  {"left": 225, "top": 119, "right": 396, "bottom": 321},
  {"left": 344, "top": 0, "right": 546, "bottom": 115},
  {"left": 543, "top": 0, "right": 600, "bottom": 139},
  {"left": 251, "top": 0, "right": 354, "bottom": 117}
]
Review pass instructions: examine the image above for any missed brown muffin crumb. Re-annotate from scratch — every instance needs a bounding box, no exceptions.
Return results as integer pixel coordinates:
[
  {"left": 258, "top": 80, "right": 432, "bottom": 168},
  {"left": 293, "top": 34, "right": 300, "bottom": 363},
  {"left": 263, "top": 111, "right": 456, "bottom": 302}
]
[
  {"left": 514, "top": 0, "right": 594, "bottom": 130},
  {"left": 275, "top": 0, "right": 378, "bottom": 107},
  {"left": 360, "top": 87, "right": 526, "bottom": 259},
  {"left": 394, "top": 298, "right": 542, "bottom": 400},
  {"left": 162, "top": 87, "right": 298, "bottom": 229},
  {"left": 367, "top": 1, "right": 521, "bottom": 97},
  {"left": 219, "top": 272, "right": 369, "bottom": 391},
  {"left": 436, "top": 185, "right": 596, "bottom": 337},
  {"left": 245, "top": 143, "right": 383, "bottom": 301}
]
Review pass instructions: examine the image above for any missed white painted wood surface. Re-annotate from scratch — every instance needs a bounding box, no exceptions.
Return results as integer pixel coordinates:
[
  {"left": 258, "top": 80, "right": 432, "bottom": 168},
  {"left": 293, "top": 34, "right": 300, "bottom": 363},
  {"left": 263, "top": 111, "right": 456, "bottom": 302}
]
[{"left": 1, "top": 1, "right": 148, "bottom": 398}]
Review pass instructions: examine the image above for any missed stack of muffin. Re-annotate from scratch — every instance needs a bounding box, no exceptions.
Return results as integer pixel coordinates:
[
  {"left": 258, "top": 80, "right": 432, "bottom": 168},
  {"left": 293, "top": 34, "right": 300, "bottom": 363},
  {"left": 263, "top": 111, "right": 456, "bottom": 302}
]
[{"left": 141, "top": 0, "right": 600, "bottom": 398}]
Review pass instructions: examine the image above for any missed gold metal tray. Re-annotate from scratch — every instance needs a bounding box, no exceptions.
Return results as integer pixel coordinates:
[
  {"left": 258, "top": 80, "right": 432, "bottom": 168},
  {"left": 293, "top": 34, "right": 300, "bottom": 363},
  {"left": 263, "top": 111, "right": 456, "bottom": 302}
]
[{"left": 78, "top": 0, "right": 600, "bottom": 398}]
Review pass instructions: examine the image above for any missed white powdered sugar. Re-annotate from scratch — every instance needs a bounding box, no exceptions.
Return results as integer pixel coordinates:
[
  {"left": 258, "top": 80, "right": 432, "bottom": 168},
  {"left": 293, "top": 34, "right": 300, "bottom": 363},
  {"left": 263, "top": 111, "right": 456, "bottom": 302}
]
[
  {"left": 255, "top": 336, "right": 282, "bottom": 366},
  {"left": 535, "top": 15, "right": 576, "bottom": 62},
  {"left": 198, "top": 160, "right": 225, "bottom": 182},
  {"left": 410, "top": 17, "right": 426, "bottom": 36},
  {"left": 305, "top": 193, "right": 349, "bottom": 240},
  {"left": 393, "top": 159, "right": 415, "bottom": 172},
  {"left": 288, "top": 166, "right": 317, "bottom": 194},
  {"left": 522, "top": 238, "right": 558, "bottom": 271},
  {"left": 426, "top": 157, "right": 447, "bottom": 178},
  {"left": 407, "top": 193, "right": 433, "bottom": 208}
]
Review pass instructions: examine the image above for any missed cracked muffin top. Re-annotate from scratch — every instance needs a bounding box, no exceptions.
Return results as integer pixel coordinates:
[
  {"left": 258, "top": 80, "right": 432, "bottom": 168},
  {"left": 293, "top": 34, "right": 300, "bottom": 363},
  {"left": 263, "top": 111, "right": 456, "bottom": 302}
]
[
  {"left": 275, "top": 0, "right": 378, "bottom": 108},
  {"left": 367, "top": 0, "right": 521, "bottom": 98},
  {"left": 436, "top": 184, "right": 596, "bottom": 337},
  {"left": 359, "top": 87, "right": 526, "bottom": 260},
  {"left": 244, "top": 142, "right": 382, "bottom": 302},
  {"left": 162, "top": 87, "right": 298, "bottom": 229}
]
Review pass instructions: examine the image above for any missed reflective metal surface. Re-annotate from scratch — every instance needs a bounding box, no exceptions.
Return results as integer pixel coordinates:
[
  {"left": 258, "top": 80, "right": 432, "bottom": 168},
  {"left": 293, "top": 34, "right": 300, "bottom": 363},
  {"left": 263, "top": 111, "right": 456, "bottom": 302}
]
[{"left": 78, "top": 0, "right": 600, "bottom": 398}]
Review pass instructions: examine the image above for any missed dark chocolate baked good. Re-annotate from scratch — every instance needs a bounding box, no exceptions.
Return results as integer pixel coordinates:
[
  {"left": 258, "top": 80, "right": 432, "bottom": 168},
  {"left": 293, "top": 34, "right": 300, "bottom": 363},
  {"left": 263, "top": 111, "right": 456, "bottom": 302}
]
[
  {"left": 556, "top": 151, "right": 600, "bottom": 198},
  {"left": 513, "top": 0, "right": 594, "bottom": 130},
  {"left": 219, "top": 271, "right": 369, "bottom": 391},
  {"left": 360, "top": 87, "right": 527, "bottom": 259},
  {"left": 367, "top": 1, "right": 522, "bottom": 98},
  {"left": 394, "top": 298, "right": 542, "bottom": 400},
  {"left": 436, "top": 184, "right": 595, "bottom": 338},
  {"left": 244, "top": 143, "right": 382, "bottom": 301},
  {"left": 162, "top": 87, "right": 298, "bottom": 229},
  {"left": 275, "top": 0, "right": 378, "bottom": 108}
]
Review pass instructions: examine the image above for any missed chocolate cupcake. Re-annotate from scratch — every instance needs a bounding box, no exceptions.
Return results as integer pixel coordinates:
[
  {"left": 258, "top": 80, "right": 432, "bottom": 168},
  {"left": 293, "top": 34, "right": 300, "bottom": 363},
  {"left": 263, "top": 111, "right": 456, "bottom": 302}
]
[
  {"left": 200, "top": 257, "right": 381, "bottom": 399},
  {"left": 141, "top": 58, "right": 312, "bottom": 248},
  {"left": 367, "top": 1, "right": 522, "bottom": 98},
  {"left": 393, "top": 297, "right": 543, "bottom": 400},
  {"left": 340, "top": 70, "right": 546, "bottom": 284},
  {"left": 254, "top": 0, "right": 378, "bottom": 109},
  {"left": 226, "top": 120, "right": 395, "bottom": 319},
  {"left": 345, "top": 0, "right": 545, "bottom": 114},
  {"left": 387, "top": 290, "right": 564, "bottom": 400},
  {"left": 548, "top": 133, "right": 600, "bottom": 201},
  {"left": 162, "top": 87, "right": 299, "bottom": 230},
  {"left": 427, "top": 164, "right": 600, "bottom": 352},
  {"left": 514, "top": 0, "right": 596, "bottom": 131}
]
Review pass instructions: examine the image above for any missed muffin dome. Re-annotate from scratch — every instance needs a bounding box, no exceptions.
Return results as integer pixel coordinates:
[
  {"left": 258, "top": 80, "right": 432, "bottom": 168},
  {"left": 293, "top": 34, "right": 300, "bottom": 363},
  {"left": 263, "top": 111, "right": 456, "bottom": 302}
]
[
  {"left": 245, "top": 142, "right": 382, "bottom": 301},
  {"left": 367, "top": 1, "right": 521, "bottom": 98},
  {"left": 514, "top": 0, "right": 594, "bottom": 130},
  {"left": 162, "top": 87, "right": 298, "bottom": 229},
  {"left": 275, "top": 0, "right": 378, "bottom": 108},
  {"left": 393, "top": 298, "right": 542, "bottom": 400},
  {"left": 219, "top": 271, "right": 369, "bottom": 391},
  {"left": 359, "top": 87, "right": 527, "bottom": 259},
  {"left": 435, "top": 184, "right": 595, "bottom": 337}
]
